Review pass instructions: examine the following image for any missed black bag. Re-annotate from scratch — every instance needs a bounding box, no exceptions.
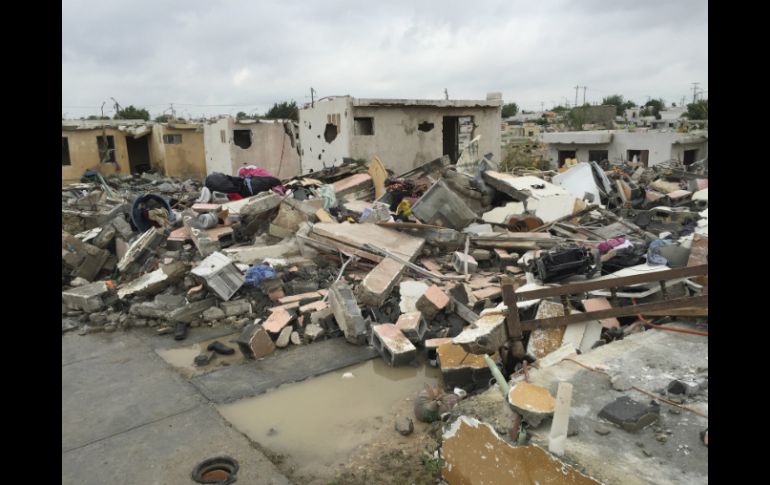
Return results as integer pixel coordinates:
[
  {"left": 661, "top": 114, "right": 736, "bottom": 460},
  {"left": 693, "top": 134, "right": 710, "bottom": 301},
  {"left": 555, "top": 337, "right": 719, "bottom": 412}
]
[
  {"left": 204, "top": 172, "right": 243, "bottom": 194},
  {"left": 241, "top": 176, "right": 281, "bottom": 197},
  {"left": 530, "top": 248, "right": 597, "bottom": 283}
]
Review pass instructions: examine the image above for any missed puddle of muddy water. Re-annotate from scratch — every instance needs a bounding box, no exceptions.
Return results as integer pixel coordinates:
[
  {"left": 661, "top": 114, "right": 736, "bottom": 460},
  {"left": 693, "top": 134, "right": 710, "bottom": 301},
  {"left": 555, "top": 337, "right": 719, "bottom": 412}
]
[
  {"left": 217, "top": 358, "right": 441, "bottom": 479},
  {"left": 155, "top": 334, "right": 244, "bottom": 378}
]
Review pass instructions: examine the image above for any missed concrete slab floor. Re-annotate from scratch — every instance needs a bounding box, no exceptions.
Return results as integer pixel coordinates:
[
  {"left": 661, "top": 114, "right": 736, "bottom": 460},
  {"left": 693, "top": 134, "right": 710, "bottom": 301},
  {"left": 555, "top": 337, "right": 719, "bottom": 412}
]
[
  {"left": 450, "top": 323, "right": 708, "bottom": 485},
  {"left": 62, "top": 332, "right": 290, "bottom": 484}
]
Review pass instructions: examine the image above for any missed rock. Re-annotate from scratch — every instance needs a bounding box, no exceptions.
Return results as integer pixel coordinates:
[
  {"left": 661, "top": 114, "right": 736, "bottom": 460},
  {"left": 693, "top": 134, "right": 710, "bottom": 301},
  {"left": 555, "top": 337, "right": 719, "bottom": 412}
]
[
  {"left": 156, "top": 326, "right": 173, "bottom": 335},
  {"left": 611, "top": 373, "right": 633, "bottom": 392},
  {"left": 104, "top": 324, "right": 117, "bottom": 333},
  {"left": 194, "top": 352, "right": 216, "bottom": 366},
  {"left": 395, "top": 416, "right": 414, "bottom": 436},
  {"left": 88, "top": 313, "right": 107, "bottom": 325},
  {"left": 62, "top": 319, "right": 79, "bottom": 333},
  {"left": 594, "top": 425, "right": 611, "bottom": 436},
  {"left": 598, "top": 396, "right": 660, "bottom": 432},
  {"left": 69, "top": 277, "right": 90, "bottom": 287},
  {"left": 303, "top": 323, "right": 325, "bottom": 343},
  {"left": 667, "top": 379, "right": 700, "bottom": 396},
  {"left": 290, "top": 331, "right": 302, "bottom": 345},
  {"left": 202, "top": 306, "right": 226, "bottom": 322},
  {"left": 134, "top": 318, "right": 148, "bottom": 327},
  {"left": 655, "top": 433, "right": 667, "bottom": 443},
  {"left": 276, "top": 326, "right": 293, "bottom": 348}
]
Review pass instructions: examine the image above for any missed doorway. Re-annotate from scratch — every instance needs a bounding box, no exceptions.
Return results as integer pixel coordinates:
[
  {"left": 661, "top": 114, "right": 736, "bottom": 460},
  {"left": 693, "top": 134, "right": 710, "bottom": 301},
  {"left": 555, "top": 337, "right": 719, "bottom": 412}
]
[
  {"left": 558, "top": 150, "right": 576, "bottom": 167},
  {"left": 126, "top": 136, "right": 151, "bottom": 173},
  {"left": 627, "top": 149, "right": 649, "bottom": 167},
  {"left": 442, "top": 117, "right": 459, "bottom": 163},
  {"left": 683, "top": 149, "right": 698, "bottom": 165}
]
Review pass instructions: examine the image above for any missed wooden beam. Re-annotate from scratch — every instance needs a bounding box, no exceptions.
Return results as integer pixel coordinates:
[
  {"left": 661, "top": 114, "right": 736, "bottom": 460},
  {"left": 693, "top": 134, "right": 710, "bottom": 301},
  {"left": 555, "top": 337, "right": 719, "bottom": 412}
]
[
  {"left": 521, "top": 295, "right": 708, "bottom": 331},
  {"left": 514, "top": 265, "right": 708, "bottom": 301}
]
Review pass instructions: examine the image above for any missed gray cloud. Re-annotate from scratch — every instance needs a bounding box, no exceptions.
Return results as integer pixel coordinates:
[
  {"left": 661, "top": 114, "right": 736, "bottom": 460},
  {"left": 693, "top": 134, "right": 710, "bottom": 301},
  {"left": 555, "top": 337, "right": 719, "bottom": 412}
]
[{"left": 62, "top": 0, "right": 707, "bottom": 118}]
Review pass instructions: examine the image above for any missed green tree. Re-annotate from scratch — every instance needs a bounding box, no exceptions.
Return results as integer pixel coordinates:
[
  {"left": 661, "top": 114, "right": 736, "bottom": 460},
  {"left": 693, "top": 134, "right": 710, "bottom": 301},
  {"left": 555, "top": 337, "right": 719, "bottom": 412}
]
[
  {"left": 501, "top": 102, "right": 519, "bottom": 118},
  {"left": 567, "top": 108, "right": 587, "bottom": 130},
  {"left": 87, "top": 115, "right": 110, "bottom": 120},
  {"left": 641, "top": 99, "right": 665, "bottom": 119},
  {"left": 115, "top": 105, "right": 150, "bottom": 120},
  {"left": 535, "top": 117, "right": 548, "bottom": 126},
  {"left": 264, "top": 101, "right": 298, "bottom": 121},
  {"left": 154, "top": 114, "right": 172, "bottom": 123},
  {"left": 551, "top": 105, "right": 569, "bottom": 114},
  {"left": 684, "top": 99, "right": 708, "bottom": 120},
  {"left": 236, "top": 111, "right": 248, "bottom": 120},
  {"left": 601, "top": 95, "right": 636, "bottom": 116}
]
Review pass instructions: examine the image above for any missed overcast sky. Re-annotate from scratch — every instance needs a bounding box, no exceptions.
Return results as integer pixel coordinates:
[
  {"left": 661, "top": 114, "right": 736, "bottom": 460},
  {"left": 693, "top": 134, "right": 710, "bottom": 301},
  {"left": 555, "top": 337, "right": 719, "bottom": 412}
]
[{"left": 62, "top": 0, "right": 707, "bottom": 119}]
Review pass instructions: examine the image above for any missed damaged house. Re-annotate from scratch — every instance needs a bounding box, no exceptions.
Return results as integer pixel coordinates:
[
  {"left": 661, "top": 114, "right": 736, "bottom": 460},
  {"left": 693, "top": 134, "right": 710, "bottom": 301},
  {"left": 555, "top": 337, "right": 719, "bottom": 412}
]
[
  {"left": 62, "top": 119, "right": 207, "bottom": 182},
  {"left": 542, "top": 129, "right": 708, "bottom": 168},
  {"left": 202, "top": 117, "right": 301, "bottom": 179},
  {"left": 298, "top": 94, "right": 503, "bottom": 175}
]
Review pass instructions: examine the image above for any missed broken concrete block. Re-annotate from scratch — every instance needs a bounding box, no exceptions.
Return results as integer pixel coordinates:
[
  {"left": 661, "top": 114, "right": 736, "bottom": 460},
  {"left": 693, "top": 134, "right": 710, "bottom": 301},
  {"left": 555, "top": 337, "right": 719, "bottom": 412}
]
[
  {"left": 451, "top": 252, "right": 478, "bottom": 274},
  {"left": 410, "top": 180, "right": 477, "bottom": 230},
  {"left": 611, "top": 373, "right": 633, "bottom": 392},
  {"left": 92, "top": 224, "right": 116, "bottom": 249},
  {"left": 263, "top": 308, "right": 294, "bottom": 334},
  {"left": 220, "top": 299, "right": 251, "bottom": 317},
  {"left": 275, "top": 326, "right": 293, "bottom": 348},
  {"left": 202, "top": 306, "right": 225, "bottom": 322},
  {"left": 328, "top": 281, "right": 369, "bottom": 345},
  {"left": 62, "top": 232, "right": 111, "bottom": 282},
  {"left": 598, "top": 396, "right": 660, "bottom": 432},
  {"left": 303, "top": 323, "right": 325, "bottom": 343},
  {"left": 298, "top": 300, "right": 328, "bottom": 315},
  {"left": 190, "top": 251, "right": 245, "bottom": 301},
  {"left": 416, "top": 285, "right": 450, "bottom": 320},
  {"left": 116, "top": 228, "right": 164, "bottom": 273},
  {"left": 452, "top": 311, "right": 507, "bottom": 355},
  {"left": 168, "top": 297, "right": 217, "bottom": 323},
  {"left": 221, "top": 239, "right": 301, "bottom": 264},
  {"left": 110, "top": 214, "right": 134, "bottom": 239},
  {"left": 399, "top": 280, "right": 429, "bottom": 313},
  {"left": 507, "top": 382, "right": 556, "bottom": 427},
  {"left": 394, "top": 311, "right": 427, "bottom": 344},
  {"left": 424, "top": 337, "right": 453, "bottom": 349},
  {"left": 62, "top": 281, "right": 111, "bottom": 312},
  {"left": 481, "top": 202, "right": 526, "bottom": 224},
  {"left": 560, "top": 316, "right": 603, "bottom": 354},
  {"left": 277, "top": 291, "right": 323, "bottom": 305},
  {"left": 358, "top": 257, "right": 404, "bottom": 307},
  {"left": 471, "top": 286, "right": 501, "bottom": 301},
  {"left": 236, "top": 322, "right": 275, "bottom": 359},
  {"left": 437, "top": 343, "right": 494, "bottom": 391},
  {"left": 370, "top": 324, "right": 417, "bottom": 366},
  {"left": 441, "top": 416, "right": 601, "bottom": 485},
  {"left": 116, "top": 262, "right": 186, "bottom": 299},
  {"left": 526, "top": 300, "right": 567, "bottom": 360},
  {"left": 269, "top": 203, "right": 309, "bottom": 239},
  {"left": 535, "top": 342, "right": 577, "bottom": 368},
  {"left": 290, "top": 331, "right": 302, "bottom": 345},
  {"left": 129, "top": 302, "right": 169, "bottom": 319}
]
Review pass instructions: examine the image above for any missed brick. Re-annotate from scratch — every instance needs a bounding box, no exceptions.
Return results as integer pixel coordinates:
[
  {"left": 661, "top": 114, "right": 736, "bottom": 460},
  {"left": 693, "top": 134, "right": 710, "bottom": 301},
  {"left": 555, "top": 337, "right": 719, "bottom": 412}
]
[
  {"left": 277, "top": 291, "right": 323, "bottom": 305},
  {"left": 472, "top": 286, "right": 502, "bottom": 301},
  {"left": 415, "top": 285, "right": 451, "bottom": 320},
  {"left": 370, "top": 324, "right": 417, "bottom": 366},
  {"left": 359, "top": 257, "right": 404, "bottom": 307},
  {"left": 263, "top": 308, "right": 294, "bottom": 334},
  {"left": 394, "top": 311, "right": 427, "bottom": 344},
  {"left": 299, "top": 300, "right": 328, "bottom": 314},
  {"left": 328, "top": 281, "right": 369, "bottom": 345},
  {"left": 582, "top": 297, "right": 620, "bottom": 328}
]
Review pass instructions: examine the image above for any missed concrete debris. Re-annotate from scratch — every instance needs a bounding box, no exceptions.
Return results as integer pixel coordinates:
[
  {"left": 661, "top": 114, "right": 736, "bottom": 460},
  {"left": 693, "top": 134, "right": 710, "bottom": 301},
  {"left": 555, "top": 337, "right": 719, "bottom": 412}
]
[
  {"left": 62, "top": 149, "right": 706, "bottom": 481},
  {"left": 394, "top": 416, "right": 414, "bottom": 436}
]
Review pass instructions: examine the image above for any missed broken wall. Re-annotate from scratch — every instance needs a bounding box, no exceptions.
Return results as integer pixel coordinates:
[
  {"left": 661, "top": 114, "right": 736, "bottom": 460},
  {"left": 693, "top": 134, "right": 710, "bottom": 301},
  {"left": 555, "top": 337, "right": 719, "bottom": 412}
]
[
  {"left": 348, "top": 106, "right": 501, "bottom": 176},
  {"left": 203, "top": 117, "right": 301, "bottom": 178},
  {"left": 298, "top": 96, "right": 353, "bottom": 173},
  {"left": 150, "top": 124, "right": 207, "bottom": 180},
  {"left": 62, "top": 128, "right": 133, "bottom": 181}
]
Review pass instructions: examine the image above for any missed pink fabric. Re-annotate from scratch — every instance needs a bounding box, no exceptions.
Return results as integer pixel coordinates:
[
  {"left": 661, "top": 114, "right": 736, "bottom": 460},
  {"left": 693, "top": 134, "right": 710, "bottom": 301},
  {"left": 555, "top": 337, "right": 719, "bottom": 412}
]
[
  {"left": 598, "top": 238, "right": 627, "bottom": 254},
  {"left": 238, "top": 166, "right": 274, "bottom": 178},
  {"left": 271, "top": 185, "right": 286, "bottom": 196}
]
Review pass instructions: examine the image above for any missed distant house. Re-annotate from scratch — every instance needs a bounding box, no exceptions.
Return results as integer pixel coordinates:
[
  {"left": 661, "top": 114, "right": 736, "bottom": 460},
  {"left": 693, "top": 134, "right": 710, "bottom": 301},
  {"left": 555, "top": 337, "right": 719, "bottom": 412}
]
[
  {"left": 62, "top": 119, "right": 206, "bottom": 182},
  {"left": 298, "top": 94, "right": 502, "bottom": 175},
  {"left": 541, "top": 129, "right": 708, "bottom": 168}
]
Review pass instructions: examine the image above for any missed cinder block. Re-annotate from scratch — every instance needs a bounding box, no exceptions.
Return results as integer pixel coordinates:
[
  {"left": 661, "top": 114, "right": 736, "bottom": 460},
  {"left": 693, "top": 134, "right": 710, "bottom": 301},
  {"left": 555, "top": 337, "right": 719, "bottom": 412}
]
[
  {"left": 358, "top": 257, "right": 404, "bottom": 307},
  {"left": 220, "top": 299, "right": 251, "bottom": 317},
  {"left": 394, "top": 311, "right": 427, "bottom": 344},
  {"left": 62, "top": 281, "right": 110, "bottom": 312},
  {"left": 370, "top": 324, "right": 417, "bottom": 366},
  {"left": 328, "top": 281, "right": 369, "bottom": 345},
  {"left": 415, "top": 285, "right": 451, "bottom": 320},
  {"left": 437, "top": 343, "right": 495, "bottom": 391},
  {"left": 452, "top": 251, "right": 479, "bottom": 273}
]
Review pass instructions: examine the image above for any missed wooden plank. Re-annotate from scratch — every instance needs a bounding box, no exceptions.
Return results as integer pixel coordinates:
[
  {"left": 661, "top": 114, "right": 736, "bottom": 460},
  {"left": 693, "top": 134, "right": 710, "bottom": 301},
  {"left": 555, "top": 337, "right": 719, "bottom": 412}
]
[
  {"left": 514, "top": 265, "right": 708, "bottom": 301},
  {"left": 521, "top": 295, "right": 708, "bottom": 331}
]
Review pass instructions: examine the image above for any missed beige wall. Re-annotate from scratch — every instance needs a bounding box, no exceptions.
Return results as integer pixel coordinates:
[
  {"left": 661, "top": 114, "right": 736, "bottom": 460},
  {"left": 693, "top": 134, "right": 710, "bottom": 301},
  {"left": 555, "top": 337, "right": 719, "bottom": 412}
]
[
  {"left": 349, "top": 106, "right": 501, "bottom": 175},
  {"left": 298, "top": 96, "right": 353, "bottom": 173},
  {"left": 62, "top": 128, "right": 132, "bottom": 181},
  {"left": 151, "top": 125, "right": 207, "bottom": 180}
]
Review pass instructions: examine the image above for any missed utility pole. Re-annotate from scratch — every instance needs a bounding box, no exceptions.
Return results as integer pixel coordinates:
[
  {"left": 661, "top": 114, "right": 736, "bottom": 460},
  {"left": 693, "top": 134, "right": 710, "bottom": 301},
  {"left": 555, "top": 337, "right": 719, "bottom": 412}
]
[
  {"left": 681, "top": 96, "right": 685, "bottom": 107},
  {"left": 310, "top": 87, "right": 316, "bottom": 107},
  {"left": 541, "top": 101, "right": 544, "bottom": 112},
  {"left": 111, "top": 97, "right": 121, "bottom": 118},
  {"left": 444, "top": 88, "right": 449, "bottom": 100},
  {"left": 582, "top": 86, "right": 587, "bottom": 106},
  {"left": 574, "top": 85, "right": 579, "bottom": 108},
  {"left": 691, "top": 82, "right": 700, "bottom": 104}
]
